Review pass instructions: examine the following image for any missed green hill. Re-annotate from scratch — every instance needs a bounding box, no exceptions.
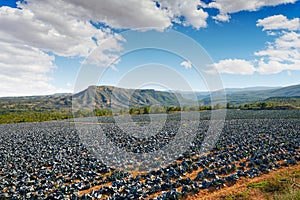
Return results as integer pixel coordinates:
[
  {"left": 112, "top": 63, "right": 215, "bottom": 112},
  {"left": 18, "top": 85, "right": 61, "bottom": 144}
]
[
  {"left": 0, "top": 84, "right": 299, "bottom": 123},
  {"left": 202, "top": 84, "right": 300, "bottom": 105},
  {"left": 264, "top": 96, "right": 300, "bottom": 107}
]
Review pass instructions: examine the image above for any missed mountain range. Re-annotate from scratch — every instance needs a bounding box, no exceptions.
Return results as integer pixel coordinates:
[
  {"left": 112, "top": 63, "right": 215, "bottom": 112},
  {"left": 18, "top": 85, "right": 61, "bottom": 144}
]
[{"left": 1, "top": 84, "right": 300, "bottom": 112}]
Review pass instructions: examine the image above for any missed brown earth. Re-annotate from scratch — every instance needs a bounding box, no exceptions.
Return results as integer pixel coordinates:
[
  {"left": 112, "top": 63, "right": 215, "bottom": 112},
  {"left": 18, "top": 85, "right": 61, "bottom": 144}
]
[
  {"left": 77, "top": 159, "right": 300, "bottom": 199},
  {"left": 187, "top": 164, "right": 300, "bottom": 200}
]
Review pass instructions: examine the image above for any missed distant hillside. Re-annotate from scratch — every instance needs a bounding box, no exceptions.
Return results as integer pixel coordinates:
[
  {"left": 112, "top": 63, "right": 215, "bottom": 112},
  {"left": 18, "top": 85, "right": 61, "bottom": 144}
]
[
  {"left": 0, "top": 86, "right": 192, "bottom": 113},
  {"left": 264, "top": 96, "right": 300, "bottom": 107},
  {"left": 179, "top": 86, "right": 280, "bottom": 101},
  {"left": 175, "top": 91, "right": 209, "bottom": 101},
  {"left": 1, "top": 84, "right": 299, "bottom": 112},
  {"left": 72, "top": 85, "right": 194, "bottom": 110},
  {"left": 201, "top": 84, "right": 300, "bottom": 105},
  {"left": 1, "top": 84, "right": 299, "bottom": 124},
  {"left": 267, "top": 84, "right": 300, "bottom": 96},
  {"left": 0, "top": 94, "right": 72, "bottom": 112}
]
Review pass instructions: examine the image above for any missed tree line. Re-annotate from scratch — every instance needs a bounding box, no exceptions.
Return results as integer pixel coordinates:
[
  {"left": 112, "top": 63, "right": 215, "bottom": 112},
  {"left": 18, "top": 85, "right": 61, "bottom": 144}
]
[{"left": 0, "top": 101, "right": 298, "bottom": 124}]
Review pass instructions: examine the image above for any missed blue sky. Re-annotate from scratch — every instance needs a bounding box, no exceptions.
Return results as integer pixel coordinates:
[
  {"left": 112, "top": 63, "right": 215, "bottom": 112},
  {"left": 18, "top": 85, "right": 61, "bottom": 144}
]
[{"left": 0, "top": 0, "right": 300, "bottom": 96}]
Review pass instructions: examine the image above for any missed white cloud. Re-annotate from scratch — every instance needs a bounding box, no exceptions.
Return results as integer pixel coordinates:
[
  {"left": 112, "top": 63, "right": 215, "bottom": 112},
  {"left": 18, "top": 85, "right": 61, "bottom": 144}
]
[
  {"left": 201, "top": 0, "right": 297, "bottom": 22},
  {"left": 2, "top": 0, "right": 299, "bottom": 96},
  {"left": 257, "top": 15, "right": 300, "bottom": 31},
  {"left": 0, "top": 6, "right": 112, "bottom": 57},
  {"left": 19, "top": 0, "right": 210, "bottom": 31},
  {"left": 212, "top": 31, "right": 300, "bottom": 75},
  {"left": 72, "top": 0, "right": 171, "bottom": 30},
  {"left": 213, "top": 14, "right": 300, "bottom": 75},
  {"left": 0, "top": 0, "right": 214, "bottom": 97},
  {"left": 212, "top": 13, "right": 230, "bottom": 22},
  {"left": 256, "top": 60, "right": 300, "bottom": 74},
  {"left": 0, "top": 4, "right": 122, "bottom": 96},
  {"left": 275, "top": 31, "right": 300, "bottom": 49},
  {"left": 255, "top": 31, "right": 300, "bottom": 74},
  {"left": 0, "top": 2, "right": 132, "bottom": 96},
  {"left": 211, "top": 59, "right": 256, "bottom": 75},
  {"left": 158, "top": 0, "right": 209, "bottom": 29},
  {"left": 266, "top": 31, "right": 277, "bottom": 36},
  {"left": 85, "top": 34, "right": 125, "bottom": 67},
  {"left": 0, "top": 42, "right": 62, "bottom": 97},
  {"left": 180, "top": 60, "right": 192, "bottom": 69},
  {"left": 0, "top": 0, "right": 213, "bottom": 96}
]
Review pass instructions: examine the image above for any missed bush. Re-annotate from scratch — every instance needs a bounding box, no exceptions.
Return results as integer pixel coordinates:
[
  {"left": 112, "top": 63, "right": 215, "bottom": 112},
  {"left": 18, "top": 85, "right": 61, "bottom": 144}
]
[
  {"left": 225, "top": 190, "right": 250, "bottom": 200},
  {"left": 262, "top": 176, "right": 291, "bottom": 193},
  {"left": 274, "top": 189, "right": 300, "bottom": 200},
  {"left": 247, "top": 181, "right": 268, "bottom": 189}
]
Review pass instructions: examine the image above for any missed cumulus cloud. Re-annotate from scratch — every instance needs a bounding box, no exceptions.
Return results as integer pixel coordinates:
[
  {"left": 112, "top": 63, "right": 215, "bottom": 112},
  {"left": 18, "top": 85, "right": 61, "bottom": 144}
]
[
  {"left": 255, "top": 23, "right": 300, "bottom": 75},
  {"left": 158, "top": 0, "right": 209, "bottom": 29},
  {"left": 180, "top": 60, "right": 192, "bottom": 69},
  {"left": 212, "top": 13, "right": 230, "bottom": 22},
  {"left": 201, "top": 0, "right": 297, "bottom": 22},
  {"left": 212, "top": 32, "right": 300, "bottom": 75},
  {"left": 0, "top": 0, "right": 213, "bottom": 96},
  {"left": 212, "top": 15, "right": 300, "bottom": 75},
  {"left": 256, "top": 60, "right": 300, "bottom": 74},
  {"left": 0, "top": 5, "right": 113, "bottom": 57},
  {"left": 0, "top": 4, "right": 122, "bottom": 96},
  {"left": 21, "top": 0, "right": 172, "bottom": 31},
  {"left": 257, "top": 15, "right": 300, "bottom": 31},
  {"left": 211, "top": 59, "right": 256, "bottom": 75},
  {"left": 255, "top": 31, "right": 300, "bottom": 74},
  {"left": 2, "top": 0, "right": 299, "bottom": 96},
  {"left": 21, "top": 0, "right": 209, "bottom": 30},
  {"left": 0, "top": 42, "right": 61, "bottom": 97}
]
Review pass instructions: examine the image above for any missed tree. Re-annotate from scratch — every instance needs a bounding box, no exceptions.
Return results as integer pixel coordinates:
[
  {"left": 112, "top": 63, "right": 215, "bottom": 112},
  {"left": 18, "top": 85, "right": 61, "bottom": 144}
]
[
  {"left": 129, "top": 108, "right": 135, "bottom": 115},
  {"left": 143, "top": 106, "right": 150, "bottom": 114},
  {"left": 167, "top": 106, "right": 175, "bottom": 113},
  {"left": 261, "top": 102, "right": 267, "bottom": 110},
  {"left": 214, "top": 103, "right": 223, "bottom": 110},
  {"left": 226, "top": 103, "right": 233, "bottom": 109}
]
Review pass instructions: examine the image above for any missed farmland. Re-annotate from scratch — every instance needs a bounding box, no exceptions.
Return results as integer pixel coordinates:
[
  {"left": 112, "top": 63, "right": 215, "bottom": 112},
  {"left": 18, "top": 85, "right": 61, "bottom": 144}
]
[{"left": 0, "top": 110, "right": 299, "bottom": 199}]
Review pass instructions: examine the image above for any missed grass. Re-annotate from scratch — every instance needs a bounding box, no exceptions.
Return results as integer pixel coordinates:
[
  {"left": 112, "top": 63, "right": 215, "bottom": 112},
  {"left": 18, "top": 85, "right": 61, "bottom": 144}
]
[
  {"left": 225, "top": 190, "right": 250, "bottom": 200},
  {"left": 247, "top": 181, "right": 268, "bottom": 189},
  {"left": 224, "top": 167, "right": 300, "bottom": 200},
  {"left": 273, "top": 189, "right": 300, "bottom": 200},
  {"left": 292, "top": 170, "right": 300, "bottom": 179},
  {"left": 262, "top": 177, "right": 291, "bottom": 193}
]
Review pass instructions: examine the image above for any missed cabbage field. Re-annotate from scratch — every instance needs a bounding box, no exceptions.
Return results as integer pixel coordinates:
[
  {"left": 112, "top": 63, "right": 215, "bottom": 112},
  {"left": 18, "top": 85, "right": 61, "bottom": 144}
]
[{"left": 0, "top": 110, "right": 299, "bottom": 199}]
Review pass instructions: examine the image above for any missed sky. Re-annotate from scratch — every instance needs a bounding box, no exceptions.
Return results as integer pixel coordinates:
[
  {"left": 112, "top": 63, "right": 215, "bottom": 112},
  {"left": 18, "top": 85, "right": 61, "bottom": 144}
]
[{"left": 0, "top": 0, "right": 300, "bottom": 96}]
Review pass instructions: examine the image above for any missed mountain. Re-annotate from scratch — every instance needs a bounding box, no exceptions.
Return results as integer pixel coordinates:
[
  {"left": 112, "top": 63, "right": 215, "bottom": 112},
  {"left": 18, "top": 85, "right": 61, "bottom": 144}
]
[
  {"left": 0, "top": 94, "right": 72, "bottom": 112},
  {"left": 171, "top": 90, "right": 209, "bottom": 101},
  {"left": 264, "top": 96, "right": 300, "bottom": 107},
  {"left": 201, "top": 84, "right": 300, "bottom": 105},
  {"left": 175, "top": 86, "right": 280, "bottom": 102},
  {"left": 0, "top": 84, "right": 299, "bottom": 112},
  {"left": 224, "top": 86, "right": 280, "bottom": 93},
  {"left": 267, "top": 84, "right": 300, "bottom": 97},
  {"left": 72, "top": 85, "right": 193, "bottom": 110}
]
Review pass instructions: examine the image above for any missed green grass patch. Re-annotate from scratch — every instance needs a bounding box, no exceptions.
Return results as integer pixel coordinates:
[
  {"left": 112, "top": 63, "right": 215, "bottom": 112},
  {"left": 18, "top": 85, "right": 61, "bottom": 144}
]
[
  {"left": 247, "top": 181, "right": 268, "bottom": 189},
  {"left": 247, "top": 170, "right": 300, "bottom": 199},
  {"left": 225, "top": 190, "right": 250, "bottom": 200},
  {"left": 261, "top": 177, "right": 291, "bottom": 193},
  {"left": 292, "top": 170, "right": 300, "bottom": 179},
  {"left": 273, "top": 189, "right": 300, "bottom": 200}
]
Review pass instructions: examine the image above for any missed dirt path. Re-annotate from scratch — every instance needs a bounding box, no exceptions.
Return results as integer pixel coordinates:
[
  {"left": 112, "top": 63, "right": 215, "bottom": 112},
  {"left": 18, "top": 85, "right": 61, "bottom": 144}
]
[{"left": 78, "top": 182, "right": 112, "bottom": 197}]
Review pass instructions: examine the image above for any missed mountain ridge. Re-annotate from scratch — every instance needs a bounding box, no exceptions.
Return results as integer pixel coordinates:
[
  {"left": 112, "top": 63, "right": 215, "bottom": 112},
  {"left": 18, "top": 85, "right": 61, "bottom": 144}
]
[{"left": 0, "top": 84, "right": 299, "bottom": 111}]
